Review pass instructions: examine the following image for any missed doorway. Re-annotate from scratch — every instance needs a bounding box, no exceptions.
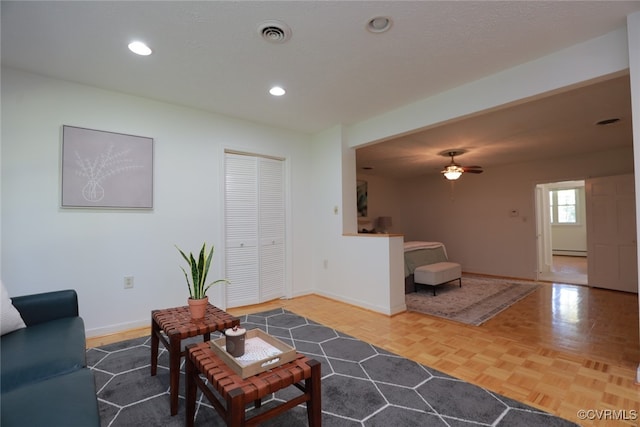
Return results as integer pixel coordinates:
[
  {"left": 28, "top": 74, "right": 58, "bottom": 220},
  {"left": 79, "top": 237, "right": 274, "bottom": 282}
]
[{"left": 535, "top": 180, "right": 588, "bottom": 285}]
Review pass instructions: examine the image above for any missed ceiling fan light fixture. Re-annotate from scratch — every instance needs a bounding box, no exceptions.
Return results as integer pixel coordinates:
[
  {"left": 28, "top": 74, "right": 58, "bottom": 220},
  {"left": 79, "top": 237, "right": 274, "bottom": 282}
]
[{"left": 443, "top": 165, "right": 464, "bottom": 180}]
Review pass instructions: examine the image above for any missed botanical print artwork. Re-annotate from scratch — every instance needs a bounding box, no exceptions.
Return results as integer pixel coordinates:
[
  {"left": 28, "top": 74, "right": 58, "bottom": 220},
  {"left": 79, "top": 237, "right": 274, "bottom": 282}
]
[
  {"left": 61, "top": 126, "right": 153, "bottom": 208},
  {"left": 74, "top": 144, "right": 143, "bottom": 203}
]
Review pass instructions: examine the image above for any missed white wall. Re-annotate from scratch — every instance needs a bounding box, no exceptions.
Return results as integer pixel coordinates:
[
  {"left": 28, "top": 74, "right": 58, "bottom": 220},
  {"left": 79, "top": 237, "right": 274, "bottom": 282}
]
[
  {"left": 355, "top": 173, "right": 404, "bottom": 233},
  {"left": 346, "top": 28, "right": 631, "bottom": 149},
  {"left": 1, "top": 68, "right": 314, "bottom": 336},
  {"left": 625, "top": 11, "right": 640, "bottom": 382},
  {"left": 309, "top": 127, "right": 406, "bottom": 314},
  {"left": 395, "top": 148, "right": 633, "bottom": 280}
]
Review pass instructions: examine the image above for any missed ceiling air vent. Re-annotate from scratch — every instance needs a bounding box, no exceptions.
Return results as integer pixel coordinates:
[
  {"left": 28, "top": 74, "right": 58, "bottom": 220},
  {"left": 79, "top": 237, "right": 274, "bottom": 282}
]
[{"left": 258, "top": 20, "right": 292, "bottom": 43}]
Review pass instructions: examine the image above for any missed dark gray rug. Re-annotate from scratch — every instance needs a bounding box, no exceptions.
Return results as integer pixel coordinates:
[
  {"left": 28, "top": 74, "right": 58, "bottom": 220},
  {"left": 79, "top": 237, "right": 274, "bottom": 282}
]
[{"left": 87, "top": 308, "right": 578, "bottom": 426}]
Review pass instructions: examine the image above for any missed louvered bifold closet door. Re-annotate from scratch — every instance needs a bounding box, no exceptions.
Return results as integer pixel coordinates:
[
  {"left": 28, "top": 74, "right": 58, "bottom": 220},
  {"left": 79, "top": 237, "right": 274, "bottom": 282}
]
[
  {"left": 258, "top": 158, "right": 285, "bottom": 302},
  {"left": 224, "top": 153, "right": 286, "bottom": 308},
  {"left": 225, "top": 153, "right": 259, "bottom": 307}
]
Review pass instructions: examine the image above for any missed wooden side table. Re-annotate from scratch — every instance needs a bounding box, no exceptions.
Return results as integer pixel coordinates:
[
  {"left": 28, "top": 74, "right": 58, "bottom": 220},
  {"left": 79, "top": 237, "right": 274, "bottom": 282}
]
[
  {"left": 185, "top": 341, "right": 321, "bottom": 427},
  {"left": 150, "top": 304, "right": 239, "bottom": 415}
]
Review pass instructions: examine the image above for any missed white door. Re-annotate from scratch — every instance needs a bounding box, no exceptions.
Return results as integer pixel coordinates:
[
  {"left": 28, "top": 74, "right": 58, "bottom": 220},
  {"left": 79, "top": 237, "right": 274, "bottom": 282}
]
[
  {"left": 224, "top": 152, "right": 285, "bottom": 307},
  {"left": 586, "top": 174, "right": 638, "bottom": 293}
]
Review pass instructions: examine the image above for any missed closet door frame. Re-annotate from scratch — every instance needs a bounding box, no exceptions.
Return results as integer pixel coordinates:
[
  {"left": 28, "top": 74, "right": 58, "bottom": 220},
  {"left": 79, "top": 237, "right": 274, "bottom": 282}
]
[{"left": 220, "top": 148, "right": 292, "bottom": 308}]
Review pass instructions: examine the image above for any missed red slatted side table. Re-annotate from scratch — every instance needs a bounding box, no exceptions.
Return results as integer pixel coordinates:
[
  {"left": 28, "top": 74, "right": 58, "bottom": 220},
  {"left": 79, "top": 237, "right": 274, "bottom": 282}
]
[
  {"left": 185, "top": 341, "right": 321, "bottom": 427},
  {"left": 150, "top": 305, "right": 239, "bottom": 415}
]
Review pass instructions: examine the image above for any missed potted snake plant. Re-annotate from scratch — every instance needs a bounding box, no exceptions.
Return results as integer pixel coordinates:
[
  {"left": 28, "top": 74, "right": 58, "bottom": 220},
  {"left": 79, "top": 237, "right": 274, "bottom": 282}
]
[{"left": 176, "top": 243, "right": 229, "bottom": 320}]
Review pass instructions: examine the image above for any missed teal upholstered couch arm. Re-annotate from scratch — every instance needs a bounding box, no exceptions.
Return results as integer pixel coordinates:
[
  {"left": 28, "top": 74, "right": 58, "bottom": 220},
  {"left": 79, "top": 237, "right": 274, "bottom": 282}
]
[
  {"left": 0, "top": 289, "right": 99, "bottom": 426},
  {"left": 11, "top": 289, "right": 79, "bottom": 326}
]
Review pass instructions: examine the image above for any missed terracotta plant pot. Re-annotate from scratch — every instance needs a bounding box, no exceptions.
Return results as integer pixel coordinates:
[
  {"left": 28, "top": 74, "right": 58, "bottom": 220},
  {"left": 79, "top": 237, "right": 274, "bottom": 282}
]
[{"left": 187, "top": 296, "right": 208, "bottom": 320}]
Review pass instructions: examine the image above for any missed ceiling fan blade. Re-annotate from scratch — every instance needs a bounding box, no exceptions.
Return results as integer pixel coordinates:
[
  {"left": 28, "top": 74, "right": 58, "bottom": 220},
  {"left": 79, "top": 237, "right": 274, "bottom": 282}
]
[{"left": 463, "top": 168, "right": 484, "bottom": 174}]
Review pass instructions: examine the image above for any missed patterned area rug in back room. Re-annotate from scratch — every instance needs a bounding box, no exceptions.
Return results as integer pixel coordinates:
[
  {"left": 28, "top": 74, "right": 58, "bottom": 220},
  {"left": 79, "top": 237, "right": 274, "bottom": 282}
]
[
  {"left": 406, "top": 274, "right": 540, "bottom": 325},
  {"left": 87, "top": 308, "right": 576, "bottom": 427}
]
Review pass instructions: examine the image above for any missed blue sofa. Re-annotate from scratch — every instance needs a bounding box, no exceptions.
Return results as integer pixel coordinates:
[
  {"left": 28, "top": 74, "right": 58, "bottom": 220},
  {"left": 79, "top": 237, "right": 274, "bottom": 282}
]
[{"left": 0, "top": 290, "right": 100, "bottom": 427}]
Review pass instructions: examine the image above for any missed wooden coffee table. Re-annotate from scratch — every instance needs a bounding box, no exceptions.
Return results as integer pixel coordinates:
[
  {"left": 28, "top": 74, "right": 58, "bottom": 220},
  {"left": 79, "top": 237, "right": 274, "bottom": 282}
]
[
  {"left": 150, "top": 304, "right": 239, "bottom": 415},
  {"left": 185, "top": 341, "right": 321, "bottom": 427}
]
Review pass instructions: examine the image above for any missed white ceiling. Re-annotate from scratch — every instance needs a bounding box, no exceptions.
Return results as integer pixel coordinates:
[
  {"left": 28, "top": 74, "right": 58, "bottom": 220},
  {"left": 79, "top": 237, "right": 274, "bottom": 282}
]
[{"left": 2, "top": 1, "right": 639, "bottom": 178}]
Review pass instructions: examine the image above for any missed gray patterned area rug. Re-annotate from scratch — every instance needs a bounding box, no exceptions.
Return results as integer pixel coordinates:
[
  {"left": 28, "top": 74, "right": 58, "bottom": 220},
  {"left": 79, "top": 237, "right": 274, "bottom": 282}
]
[
  {"left": 406, "top": 275, "right": 540, "bottom": 326},
  {"left": 87, "top": 308, "right": 576, "bottom": 426}
]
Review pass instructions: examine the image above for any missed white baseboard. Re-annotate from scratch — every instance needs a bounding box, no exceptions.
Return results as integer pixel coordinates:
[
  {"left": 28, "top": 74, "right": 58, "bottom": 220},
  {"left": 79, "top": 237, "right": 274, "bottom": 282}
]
[
  {"left": 313, "top": 290, "right": 399, "bottom": 316},
  {"left": 389, "top": 302, "right": 407, "bottom": 315},
  {"left": 289, "top": 289, "right": 315, "bottom": 299},
  {"left": 86, "top": 319, "right": 149, "bottom": 338},
  {"left": 85, "top": 290, "right": 403, "bottom": 339},
  {"left": 284, "top": 290, "right": 407, "bottom": 315}
]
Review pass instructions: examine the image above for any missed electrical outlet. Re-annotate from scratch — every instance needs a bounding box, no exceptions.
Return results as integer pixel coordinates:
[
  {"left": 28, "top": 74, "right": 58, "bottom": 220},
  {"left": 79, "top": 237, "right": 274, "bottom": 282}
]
[
  {"left": 124, "top": 276, "right": 134, "bottom": 289},
  {"left": 323, "top": 259, "right": 328, "bottom": 269}
]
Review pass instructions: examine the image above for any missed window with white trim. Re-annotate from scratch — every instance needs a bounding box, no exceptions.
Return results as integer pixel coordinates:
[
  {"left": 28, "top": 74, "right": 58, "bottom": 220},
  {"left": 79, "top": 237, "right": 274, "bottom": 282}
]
[{"left": 549, "top": 188, "right": 578, "bottom": 224}]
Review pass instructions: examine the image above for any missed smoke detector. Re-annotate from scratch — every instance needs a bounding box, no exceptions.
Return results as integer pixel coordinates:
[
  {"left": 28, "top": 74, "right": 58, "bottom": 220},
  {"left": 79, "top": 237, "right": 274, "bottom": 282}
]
[{"left": 258, "top": 20, "right": 292, "bottom": 43}]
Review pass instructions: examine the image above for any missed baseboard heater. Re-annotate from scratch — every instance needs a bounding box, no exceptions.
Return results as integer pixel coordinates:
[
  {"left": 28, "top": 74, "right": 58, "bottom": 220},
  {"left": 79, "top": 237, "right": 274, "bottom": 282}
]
[{"left": 552, "top": 249, "right": 587, "bottom": 257}]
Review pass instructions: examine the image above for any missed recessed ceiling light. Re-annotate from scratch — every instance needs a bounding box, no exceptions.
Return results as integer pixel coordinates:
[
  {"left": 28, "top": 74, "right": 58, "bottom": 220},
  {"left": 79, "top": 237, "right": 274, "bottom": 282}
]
[
  {"left": 128, "top": 41, "right": 152, "bottom": 56},
  {"left": 366, "top": 16, "right": 392, "bottom": 33},
  {"left": 269, "top": 86, "right": 286, "bottom": 96}
]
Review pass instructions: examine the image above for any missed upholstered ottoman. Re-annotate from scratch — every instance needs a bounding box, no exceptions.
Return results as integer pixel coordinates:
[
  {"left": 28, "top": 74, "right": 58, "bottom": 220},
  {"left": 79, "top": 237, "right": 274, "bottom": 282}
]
[{"left": 414, "top": 262, "right": 462, "bottom": 295}]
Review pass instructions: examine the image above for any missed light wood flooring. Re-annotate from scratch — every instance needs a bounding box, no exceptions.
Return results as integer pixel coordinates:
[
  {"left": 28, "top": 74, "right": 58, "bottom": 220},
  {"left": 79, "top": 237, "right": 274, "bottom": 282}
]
[
  {"left": 553, "top": 255, "right": 588, "bottom": 275},
  {"left": 539, "top": 255, "right": 588, "bottom": 286},
  {"left": 88, "top": 278, "right": 639, "bottom": 426}
]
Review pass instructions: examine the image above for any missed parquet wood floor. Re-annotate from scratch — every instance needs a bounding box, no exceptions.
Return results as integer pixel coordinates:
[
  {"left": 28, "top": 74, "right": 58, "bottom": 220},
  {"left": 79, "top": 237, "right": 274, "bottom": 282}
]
[
  {"left": 553, "top": 255, "right": 588, "bottom": 275},
  {"left": 542, "top": 255, "right": 588, "bottom": 285},
  {"left": 88, "top": 280, "right": 640, "bottom": 426}
]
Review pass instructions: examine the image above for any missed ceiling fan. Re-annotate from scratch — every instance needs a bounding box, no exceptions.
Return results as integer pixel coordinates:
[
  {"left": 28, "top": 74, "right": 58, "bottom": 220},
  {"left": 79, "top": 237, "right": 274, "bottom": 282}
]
[{"left": 439, "top": 149, "right": 483, "bottom": 180}]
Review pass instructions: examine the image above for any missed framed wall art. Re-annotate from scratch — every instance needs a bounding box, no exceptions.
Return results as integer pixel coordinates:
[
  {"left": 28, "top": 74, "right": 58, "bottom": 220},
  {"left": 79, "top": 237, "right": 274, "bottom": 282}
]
[
  {"left": 61, "top": 125, "right": 153, "bottom": 209},
  {"left": 357, "top": 179, "right": 368, "bottom": 218}
]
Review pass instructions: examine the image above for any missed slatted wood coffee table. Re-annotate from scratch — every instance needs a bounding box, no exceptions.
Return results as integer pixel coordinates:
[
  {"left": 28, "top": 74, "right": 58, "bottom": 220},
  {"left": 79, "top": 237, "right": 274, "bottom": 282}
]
[
  {"left": 185, "top": 341, "right": 321, "bottom": 427},
  {"left": 150, "top": 304, "right": 239, "bottom": 415}
]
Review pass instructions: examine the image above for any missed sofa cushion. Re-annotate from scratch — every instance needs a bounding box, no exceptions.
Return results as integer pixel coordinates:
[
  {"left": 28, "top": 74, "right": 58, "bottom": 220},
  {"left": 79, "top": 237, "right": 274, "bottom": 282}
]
[
  {"left": 0, "top": 316, "right": 86, "bottom": 393},
  {"left": 1, "top": 368, "right": 100, "bottom": 427},
  {"left": 1, "top": 282, "right": 26, "bottom": 336}
]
